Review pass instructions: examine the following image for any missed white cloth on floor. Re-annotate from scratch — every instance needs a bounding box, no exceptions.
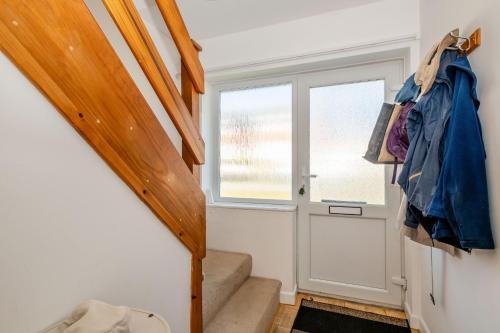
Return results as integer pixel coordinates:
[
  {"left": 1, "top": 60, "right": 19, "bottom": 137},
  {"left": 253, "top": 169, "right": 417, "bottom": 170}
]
[
  {"left": 62, "top": 300, "right": 131, "bottom": 333},
  {"left": 41, "top": 301, "right": 172, "bottom": 333}
]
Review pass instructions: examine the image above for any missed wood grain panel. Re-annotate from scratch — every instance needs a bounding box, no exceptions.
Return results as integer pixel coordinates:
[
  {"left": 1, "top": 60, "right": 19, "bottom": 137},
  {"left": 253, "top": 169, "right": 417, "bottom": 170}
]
[
  {"left": 191, "top": 255, "right": 203, "bottom": 333},
  {"left": 181, "top": 62, "right": 201, "bottom": 182},
  {"left": 155, "top": 0, "right": 205, "bottom": 93},
  {"left": 0, "top": 0, "right": 205, "bottom": 257},
  {"left": 181, "top": 43, "right": 204, "bottom": 332},
  {"left": 102, "top": 0, "right": 205, "bottom": 165}
]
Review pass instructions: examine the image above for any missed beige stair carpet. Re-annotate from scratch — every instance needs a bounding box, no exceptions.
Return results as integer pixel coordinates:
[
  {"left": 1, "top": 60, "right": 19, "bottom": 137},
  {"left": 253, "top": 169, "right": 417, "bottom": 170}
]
[
  {"left": 202, "top": 250, "right": 252, "bottom": 327},
  {"left": 204, "top": 277, "right": 281, "bottom": 333}
]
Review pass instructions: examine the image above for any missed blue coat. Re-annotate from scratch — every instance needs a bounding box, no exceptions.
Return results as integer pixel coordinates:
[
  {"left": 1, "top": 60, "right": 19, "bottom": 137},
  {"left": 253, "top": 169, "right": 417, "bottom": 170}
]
[
  {"left": 398, "top": 51, "right": 457, "bottom": 215},
  {"left": 427, "top": 56, "right": 494, "bottom": 249},
  {"left": 395, "top": 73, "right": 420, "bottom": 104}
]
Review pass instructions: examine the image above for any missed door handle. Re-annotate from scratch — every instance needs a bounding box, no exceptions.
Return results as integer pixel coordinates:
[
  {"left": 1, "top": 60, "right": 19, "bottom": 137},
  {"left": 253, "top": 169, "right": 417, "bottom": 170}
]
[
  {"left": 299, "top": 174, "right": 317, "bottom": 196},
  {"left": 303, "top": 174, "right": 318, "bottom": 178}
]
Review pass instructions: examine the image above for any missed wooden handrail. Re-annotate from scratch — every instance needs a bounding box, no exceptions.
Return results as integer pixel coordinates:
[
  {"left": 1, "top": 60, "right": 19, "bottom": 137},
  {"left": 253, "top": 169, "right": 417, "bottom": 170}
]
[
  {"left": 191, "top": 39, "right": 203, "bottom": 52},
  {"left": 0, "top": 0, "right": 205, "bottom": 258},
  {"left": 155, "top": 0, "right": 205, "bottom": 94},
  {"left": 103, "top": 0, "right": 205, "bottom": 165}
]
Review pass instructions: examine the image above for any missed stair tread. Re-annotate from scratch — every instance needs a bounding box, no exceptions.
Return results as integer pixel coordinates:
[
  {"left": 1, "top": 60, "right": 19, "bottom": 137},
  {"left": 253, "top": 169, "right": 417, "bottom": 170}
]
[
  {"left": 203, "top": 249, "right": 252, "bottom": 327},
  {"left": 204, "top": 277, "right": 281, "bottom": 333}
]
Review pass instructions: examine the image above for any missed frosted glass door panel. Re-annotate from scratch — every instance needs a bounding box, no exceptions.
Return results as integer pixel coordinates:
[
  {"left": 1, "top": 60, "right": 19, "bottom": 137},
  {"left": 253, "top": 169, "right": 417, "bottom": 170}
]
[
  {"left": 219, "top": 84, "right": 292, "bottom": 200},
  {"left": 309, "top": 80, "right": 385, "bottom": 205}
]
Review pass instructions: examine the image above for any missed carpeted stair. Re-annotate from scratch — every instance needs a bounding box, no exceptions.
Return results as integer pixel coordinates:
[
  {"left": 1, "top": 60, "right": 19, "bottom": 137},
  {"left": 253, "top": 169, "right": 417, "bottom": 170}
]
[{"left": 203, "top": 250, "right": 281, "bottom": 333}]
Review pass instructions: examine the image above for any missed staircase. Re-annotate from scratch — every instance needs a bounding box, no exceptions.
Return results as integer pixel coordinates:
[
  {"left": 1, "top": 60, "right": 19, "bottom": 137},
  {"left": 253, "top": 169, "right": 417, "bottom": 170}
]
[
  {"left": 0, "top": 2, "right": 282, "bottom": 332},
  {"left": 0, "top": 1, "right": 208, "bottom": 331},
  {"left": 203, "top": 250, "right": 281, "bottom": 333}
]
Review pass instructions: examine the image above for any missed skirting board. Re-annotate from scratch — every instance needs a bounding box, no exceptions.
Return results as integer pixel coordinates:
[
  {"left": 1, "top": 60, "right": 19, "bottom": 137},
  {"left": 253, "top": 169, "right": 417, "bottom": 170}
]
[
  {"left": 280, "top": 284, "right": 297, "bottom": 305},
  {"left": 404, "top": 301, "right": 431, "bottom": 333}
]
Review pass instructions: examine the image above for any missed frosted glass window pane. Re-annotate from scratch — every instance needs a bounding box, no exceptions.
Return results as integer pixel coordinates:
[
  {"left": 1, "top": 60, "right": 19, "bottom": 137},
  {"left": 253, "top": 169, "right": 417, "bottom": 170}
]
[
  {"left": 220, "top": 84, "right": 292, "bottom": 200},
  {"left": 310, "top": 80, "right": 385, "bottom": 205}
]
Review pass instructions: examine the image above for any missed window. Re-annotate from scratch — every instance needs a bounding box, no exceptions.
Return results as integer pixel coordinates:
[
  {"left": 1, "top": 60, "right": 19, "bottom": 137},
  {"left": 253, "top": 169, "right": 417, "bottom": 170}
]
[
  {"left": 309, "top": 80, "right": 386, "bottom": 205},
  {"left": 219, "top": 84, "right": 293, "bottom": 201}
]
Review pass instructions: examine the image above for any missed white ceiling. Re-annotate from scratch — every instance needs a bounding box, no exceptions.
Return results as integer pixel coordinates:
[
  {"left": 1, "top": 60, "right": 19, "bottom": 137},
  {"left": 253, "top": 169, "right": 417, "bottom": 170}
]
[{"left": 141, "top": 0, "right": 381, "bottom": 40}]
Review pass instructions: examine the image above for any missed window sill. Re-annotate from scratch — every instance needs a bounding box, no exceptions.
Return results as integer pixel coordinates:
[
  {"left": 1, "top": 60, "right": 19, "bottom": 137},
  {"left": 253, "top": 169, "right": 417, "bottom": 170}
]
[{"left": 207, "top": 202, "right": 297, "bottom": 212}]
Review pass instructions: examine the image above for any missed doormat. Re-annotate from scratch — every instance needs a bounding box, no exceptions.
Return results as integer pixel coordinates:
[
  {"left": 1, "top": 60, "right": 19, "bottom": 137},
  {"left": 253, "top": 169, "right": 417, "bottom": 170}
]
[{"left": 291, "top": 299, "right": 411, "bottom": 333}]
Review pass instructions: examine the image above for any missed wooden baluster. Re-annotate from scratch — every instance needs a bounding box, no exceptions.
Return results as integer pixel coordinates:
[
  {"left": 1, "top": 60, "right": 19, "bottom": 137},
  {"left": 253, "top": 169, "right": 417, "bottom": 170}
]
[
  {"left": 181, "top": 59, "right": 201, "bottom": 182},
  {"left": 191, "top": 256, "right": 203, "bottom": 333},
  {"left": 182, "top": 39, "right": 204, "bottom": 333}
]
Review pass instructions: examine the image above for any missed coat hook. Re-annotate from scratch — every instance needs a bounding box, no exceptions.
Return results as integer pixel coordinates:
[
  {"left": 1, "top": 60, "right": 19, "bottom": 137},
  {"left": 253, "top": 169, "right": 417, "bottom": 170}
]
[{"left": 450, "top": 28, "right": 481, "bottom": 55}]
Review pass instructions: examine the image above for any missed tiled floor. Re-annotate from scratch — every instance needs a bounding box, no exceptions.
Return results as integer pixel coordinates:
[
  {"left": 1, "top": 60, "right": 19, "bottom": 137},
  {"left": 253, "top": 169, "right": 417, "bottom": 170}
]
[{"left": 268, "top": 293, "right": 420, "bottom": 333}]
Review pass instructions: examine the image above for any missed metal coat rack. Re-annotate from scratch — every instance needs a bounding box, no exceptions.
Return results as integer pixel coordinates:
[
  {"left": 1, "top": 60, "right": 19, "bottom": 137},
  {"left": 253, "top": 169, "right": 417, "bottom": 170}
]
[{"left": 452, "top": 28, "right": 481, "bottom": 55}]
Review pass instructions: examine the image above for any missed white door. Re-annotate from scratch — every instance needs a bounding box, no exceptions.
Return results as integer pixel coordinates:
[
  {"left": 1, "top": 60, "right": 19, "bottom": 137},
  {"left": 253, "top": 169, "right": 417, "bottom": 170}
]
[{"left": 297, "top": 60, "right": 404, "bottom": 306}]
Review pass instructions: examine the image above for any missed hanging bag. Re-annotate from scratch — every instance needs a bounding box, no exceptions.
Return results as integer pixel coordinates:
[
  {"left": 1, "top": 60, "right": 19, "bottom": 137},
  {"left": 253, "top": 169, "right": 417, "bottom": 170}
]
[
  {"left": 387, "top": 101, "right": 414, "bottom": 161},
  {"left": 378, "top": 104, "right": 403, "bottom": 163},
  {"left": 363, "top": 103, "right": 395, "bottom": 163}
]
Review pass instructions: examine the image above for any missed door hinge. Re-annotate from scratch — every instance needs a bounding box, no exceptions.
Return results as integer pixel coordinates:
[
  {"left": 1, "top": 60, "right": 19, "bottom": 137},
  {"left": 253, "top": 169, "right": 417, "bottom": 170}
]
[{"left": 392, "top": 277, "right": 407, "bottom": 290}]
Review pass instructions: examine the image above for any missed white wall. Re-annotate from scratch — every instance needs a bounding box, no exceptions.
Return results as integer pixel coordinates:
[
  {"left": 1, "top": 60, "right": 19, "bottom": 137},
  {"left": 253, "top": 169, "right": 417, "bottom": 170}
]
[
  {"left": 405, "top": 1, "right": 500, "bottom": 332},
  {"left": 0, "top": 1, "right": 192, "bottom": 332},
  {"left": 207, "top": 206, "right": 297, "bottom": 304},
  {"left": 199, "top": 0, "right": 419, "bottom": 72},
  {"left": 200, "top": 83, "right": 215, "bottom": 192},
  {"left": 200, "top": 0, "right": 420, "bottom": 307}
]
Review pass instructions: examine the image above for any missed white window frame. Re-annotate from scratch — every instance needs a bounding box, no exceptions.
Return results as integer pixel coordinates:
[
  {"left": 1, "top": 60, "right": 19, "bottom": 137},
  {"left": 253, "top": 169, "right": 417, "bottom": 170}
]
[
  {"left": 212, "top": 75, "right": 299, "bottom": 205},
  {"left": 209, "top": 54, "right": 408, "bottom": 206}
]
